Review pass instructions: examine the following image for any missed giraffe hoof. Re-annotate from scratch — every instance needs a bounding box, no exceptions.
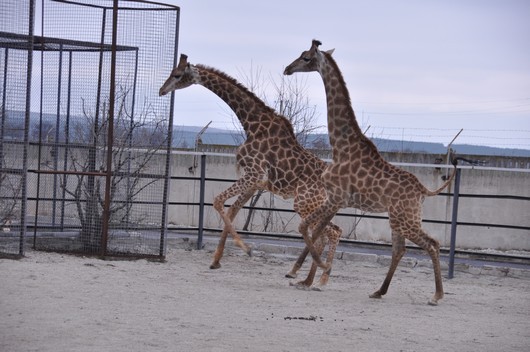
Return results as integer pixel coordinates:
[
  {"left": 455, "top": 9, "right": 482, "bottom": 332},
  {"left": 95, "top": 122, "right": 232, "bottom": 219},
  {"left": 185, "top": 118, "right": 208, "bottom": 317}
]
[
  {"left": 369, "top": 292, "right": 382, "bottom": 299},
  {"left": 319, "top": 263, "right": 331, "bottom": 271},
  {"left": 245, "top": 246, "right": 252, "bottom": 257},
  {"left": 209, "top": 263, "right": 221, "bottom": 270},
  {"left": 285, "top": 272, "right": 297, "bottom": 279},
  {"left": 428, "top": 299, "right": 439, "bottom": 306},
  {"left": 311, "top": 286, "right": 323, "bottom": 292},
  {"left": 289, "top": 281, "right": 311, "bottom": 290}
]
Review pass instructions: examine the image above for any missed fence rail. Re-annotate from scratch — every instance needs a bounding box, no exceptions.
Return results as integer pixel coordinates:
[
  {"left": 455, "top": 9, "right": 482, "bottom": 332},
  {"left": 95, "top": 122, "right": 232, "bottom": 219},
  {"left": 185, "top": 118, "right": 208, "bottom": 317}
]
[{"left": 169, "top": 154, "right": 530, "bottom": 277}]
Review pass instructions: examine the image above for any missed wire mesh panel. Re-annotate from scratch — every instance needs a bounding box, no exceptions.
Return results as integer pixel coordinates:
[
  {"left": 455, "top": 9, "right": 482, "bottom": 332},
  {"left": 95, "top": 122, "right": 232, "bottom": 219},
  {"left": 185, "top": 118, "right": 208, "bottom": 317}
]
[
  {"left": 31, "top": 0, "right": 179, "bottom": 258},
  {"left": 0, "top": 0, "right": 35, "bottom": 257}
]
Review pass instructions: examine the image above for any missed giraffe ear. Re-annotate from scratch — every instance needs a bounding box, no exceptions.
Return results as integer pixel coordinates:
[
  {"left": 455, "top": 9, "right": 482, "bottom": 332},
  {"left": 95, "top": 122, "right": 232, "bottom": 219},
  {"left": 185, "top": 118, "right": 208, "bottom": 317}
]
[{"left": 325, "top": 49, "right": 335, "bottom": 55}]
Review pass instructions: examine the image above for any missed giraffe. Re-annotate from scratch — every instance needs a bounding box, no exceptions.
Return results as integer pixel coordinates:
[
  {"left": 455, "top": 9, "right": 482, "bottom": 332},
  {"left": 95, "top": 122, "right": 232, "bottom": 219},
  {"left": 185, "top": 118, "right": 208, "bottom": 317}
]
[
  {"left": 160, "top": 54, "right": 342, "bottom": 288},
  {"left": 284, "top": 40, "right": 459, "bottom": 305}
]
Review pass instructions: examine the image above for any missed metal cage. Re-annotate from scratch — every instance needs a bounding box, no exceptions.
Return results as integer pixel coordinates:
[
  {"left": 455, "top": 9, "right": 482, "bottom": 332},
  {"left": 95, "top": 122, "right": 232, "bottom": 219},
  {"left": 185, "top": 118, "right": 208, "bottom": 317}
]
[{"left": 1, "top": 0, "right": 180, "bottom": 259}]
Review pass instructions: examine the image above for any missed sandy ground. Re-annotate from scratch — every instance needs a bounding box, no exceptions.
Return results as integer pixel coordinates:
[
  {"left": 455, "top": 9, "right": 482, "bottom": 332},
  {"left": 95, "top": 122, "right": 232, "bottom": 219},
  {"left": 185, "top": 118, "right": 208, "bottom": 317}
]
[{"left": 1, "top": 239, "right": 529, "bottom": 352}]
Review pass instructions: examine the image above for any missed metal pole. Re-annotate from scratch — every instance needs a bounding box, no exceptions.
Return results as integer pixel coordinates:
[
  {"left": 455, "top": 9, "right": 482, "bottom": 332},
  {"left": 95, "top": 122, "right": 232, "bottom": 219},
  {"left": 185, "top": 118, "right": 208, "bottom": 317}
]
[
  {"left": 448, "top": 167, "right": 462, "bottom": 279},
  {"left": 20, "top": 0, "right": 36, "bottom": 256},
  {"left": 197, "top": 154, "right": 206, "bottom": 249},
  {"left": 51, "top": 44, "right": 63, "bottom": 227},
  {"left": 100, "top": 0, "right": 119, "bottom": 257},
  {"left": 159, "top": 9, "right": 180, "bottom": 257}
]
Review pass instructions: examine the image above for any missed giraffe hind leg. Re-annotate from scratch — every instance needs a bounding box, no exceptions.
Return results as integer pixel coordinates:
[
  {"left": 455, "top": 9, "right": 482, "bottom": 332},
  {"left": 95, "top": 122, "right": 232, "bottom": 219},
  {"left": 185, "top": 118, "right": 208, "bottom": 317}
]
[
  {"left": 419, "top": 234, "right": 444, "bottom": 305},
  {"left": 294, "top": 223, "right": 341, "bottom": 290},
  {"left": 314, "top": 224, "right": 342, "bottom": 290},
  {"left": 285, "top": 245, "right": 309, "bottom": 279},
  {"left": 298, "top": 204, "right": 337, "bottom": 270},
  {"left": 286, "top": 223, "right": 339, "bottom": 286},
  {"left": 403, "top": 229, "right": 444, "bottom": 305},
  {"left": 370, "top": 232, "right": 406, "bottom": 299},
  {"left": 285, "top": 222, "right": 338, "bottom": 279}
]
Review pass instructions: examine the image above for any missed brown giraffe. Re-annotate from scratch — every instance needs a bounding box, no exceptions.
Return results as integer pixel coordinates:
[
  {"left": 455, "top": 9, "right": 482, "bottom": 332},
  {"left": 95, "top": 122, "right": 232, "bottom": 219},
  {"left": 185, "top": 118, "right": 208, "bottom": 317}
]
[
  {"left": 160, "top": 54, "right": 342, "bottom": 288},
  {"left": 284, "top": 40, "right": 459, "bottom": 305}
]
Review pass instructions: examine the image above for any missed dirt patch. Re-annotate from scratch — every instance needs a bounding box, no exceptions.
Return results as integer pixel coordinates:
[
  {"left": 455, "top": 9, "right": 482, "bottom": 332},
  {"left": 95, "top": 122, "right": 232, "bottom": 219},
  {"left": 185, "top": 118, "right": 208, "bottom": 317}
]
[{"left": 1, "top": 240, "right": 529, "bottom": 352}]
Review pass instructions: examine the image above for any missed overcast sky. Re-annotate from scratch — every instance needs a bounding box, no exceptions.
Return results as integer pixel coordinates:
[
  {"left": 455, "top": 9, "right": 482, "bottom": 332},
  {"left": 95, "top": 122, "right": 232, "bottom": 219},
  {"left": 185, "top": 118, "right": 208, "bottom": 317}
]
[{"left": 164, "top": 0, "right": 529, "bottom": 149}]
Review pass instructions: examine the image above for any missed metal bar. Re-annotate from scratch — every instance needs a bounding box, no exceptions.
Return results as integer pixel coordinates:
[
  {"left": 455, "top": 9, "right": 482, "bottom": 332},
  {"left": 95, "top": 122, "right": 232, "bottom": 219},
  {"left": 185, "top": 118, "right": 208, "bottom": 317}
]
[
  {"left": 159, "top": 10, "right": 180, "bottom": 257},
  {"left": 20, "top": 0, "right": 36, "bottom": 256},
  {"left": 124, "top": 47, "right": 139, "bottom": 237},
  {"left": 51, "top": 43, "right": 63, "bottom": 227},
  {"left": 29, "top": 169, "right": 108, "bottom": 176},
  {"left": 197, "top": 154, "right": 206, "bottom": 249},
  {"left": 0, "top": 48, "right": 7, "bottom": 168},
  {"left": 100, "top": 0, "right": 119, "bottom": 257},
  {"left": 60, "top": 51, "right": 73, "bottom": 228},
  {"left": 448, "top": 168, "right": 462, "bottom": 279},
  {"left": 33, "top": 8, "right": 46, "bottom": 248}
]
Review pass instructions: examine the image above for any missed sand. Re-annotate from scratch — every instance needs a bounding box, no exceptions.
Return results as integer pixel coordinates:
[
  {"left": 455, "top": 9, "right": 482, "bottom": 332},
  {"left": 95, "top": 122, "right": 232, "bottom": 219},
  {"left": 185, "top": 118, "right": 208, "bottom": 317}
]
[{"left": 1, "top": 239, "right": 529, "bottom": 352}]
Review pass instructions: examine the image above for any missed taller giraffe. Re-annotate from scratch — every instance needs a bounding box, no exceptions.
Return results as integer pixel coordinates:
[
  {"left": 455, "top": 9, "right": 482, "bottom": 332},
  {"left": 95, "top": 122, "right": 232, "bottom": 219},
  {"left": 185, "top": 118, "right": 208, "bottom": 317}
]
[
  {"left": 284, "top": 40, "right": 459, "bottom": 305},
  {"left": 160, "top": 54, "right": 342, "bottom": 288}
]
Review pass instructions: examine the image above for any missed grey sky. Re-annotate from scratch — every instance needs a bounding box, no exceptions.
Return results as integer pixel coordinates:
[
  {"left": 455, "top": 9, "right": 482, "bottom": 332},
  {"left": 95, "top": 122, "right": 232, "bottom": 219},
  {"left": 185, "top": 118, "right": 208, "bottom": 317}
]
[{"left": 166, "top": 0, "right": 530, "bottom": 149}]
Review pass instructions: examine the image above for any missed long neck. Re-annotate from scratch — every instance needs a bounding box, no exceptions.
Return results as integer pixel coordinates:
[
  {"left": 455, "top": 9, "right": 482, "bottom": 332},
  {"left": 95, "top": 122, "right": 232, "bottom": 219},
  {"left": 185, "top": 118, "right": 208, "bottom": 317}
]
[
  {"left": 195, "top": 65, "right": 273, "bottom": 134},
  {"left": 318, "top": 54, "right": 366, "bottom": 159}
]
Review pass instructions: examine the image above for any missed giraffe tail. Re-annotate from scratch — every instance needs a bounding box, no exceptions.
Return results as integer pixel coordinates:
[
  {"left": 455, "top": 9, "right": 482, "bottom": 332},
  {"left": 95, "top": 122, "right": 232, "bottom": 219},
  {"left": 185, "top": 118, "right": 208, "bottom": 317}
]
[
  {"left": 424, "top": 156, "right": 457, "bottom": 197},
  {"left": 424, "top": 153, "right": 484, "bottom": 197}
]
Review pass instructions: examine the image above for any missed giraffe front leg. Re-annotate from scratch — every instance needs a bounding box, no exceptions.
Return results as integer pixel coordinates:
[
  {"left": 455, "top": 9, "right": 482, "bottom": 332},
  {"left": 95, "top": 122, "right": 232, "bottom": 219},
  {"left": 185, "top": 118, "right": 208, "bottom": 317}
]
[
  {"left": 299, "top": 220, "right": 327, "bottom": 270},
  {"left": 210, "top": 187, "right": 255, "bottom": 269},
  {"left": 229, "top": 192, "right": 255, "bottom": 257},
  {"left": 290, "top": 236, "right": 326, "bottom": 289}
]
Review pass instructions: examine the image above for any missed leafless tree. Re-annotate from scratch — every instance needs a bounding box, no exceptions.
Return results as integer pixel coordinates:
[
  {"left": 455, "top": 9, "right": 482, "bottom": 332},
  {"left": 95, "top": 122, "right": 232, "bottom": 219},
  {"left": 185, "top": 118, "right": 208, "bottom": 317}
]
[
  {"left": 0, "top": 108, "right": 23, "bottom": 229},
  {"left": 0, "top": 164, "right": 22, "bottom": 229},
  {"left": 60, "top": 86, "right": 169, "bottom": 251}
]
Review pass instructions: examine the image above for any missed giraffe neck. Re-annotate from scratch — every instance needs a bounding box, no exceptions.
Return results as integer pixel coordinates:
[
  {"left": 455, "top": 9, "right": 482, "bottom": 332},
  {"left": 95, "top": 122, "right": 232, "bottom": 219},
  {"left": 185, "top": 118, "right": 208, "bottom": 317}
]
[
  {"left": 318, "top": 53, "right": 366, "bottom": 159},
  {"left": 195, "top": 65, "right": 275, "bottom": 134}
]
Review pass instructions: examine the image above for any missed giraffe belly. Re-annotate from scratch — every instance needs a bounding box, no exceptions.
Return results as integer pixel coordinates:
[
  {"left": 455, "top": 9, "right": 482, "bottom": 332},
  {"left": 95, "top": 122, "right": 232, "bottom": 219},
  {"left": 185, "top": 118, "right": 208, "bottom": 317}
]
[
  {"left": 266, "top": 183, "right": 296, "bottom": 200},
  {"left": 348, "top": 192, "right": 387, "bottom": 213}
]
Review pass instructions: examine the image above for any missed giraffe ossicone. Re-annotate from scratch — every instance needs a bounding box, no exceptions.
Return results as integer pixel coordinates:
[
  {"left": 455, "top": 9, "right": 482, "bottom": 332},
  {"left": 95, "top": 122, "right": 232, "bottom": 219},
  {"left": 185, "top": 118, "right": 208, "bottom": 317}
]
[
  {"left": 160, "top": 54, "right": 343, "bottom": 288},
  {"left": 284, "top": 40, "right": 460, "bottom": 305}
]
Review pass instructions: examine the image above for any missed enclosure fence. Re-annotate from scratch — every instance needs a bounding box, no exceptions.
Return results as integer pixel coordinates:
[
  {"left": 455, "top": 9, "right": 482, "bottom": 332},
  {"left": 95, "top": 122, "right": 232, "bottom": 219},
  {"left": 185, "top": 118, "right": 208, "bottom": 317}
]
[{"left": 167, "top": 153, "right": 530, "bottom": 277}]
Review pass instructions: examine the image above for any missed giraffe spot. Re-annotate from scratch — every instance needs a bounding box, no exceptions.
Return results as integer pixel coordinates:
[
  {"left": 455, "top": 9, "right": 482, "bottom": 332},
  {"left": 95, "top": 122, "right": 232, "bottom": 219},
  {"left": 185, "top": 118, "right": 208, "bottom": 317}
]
[
  {"left": 356, "top": 179, "right": 364, "bottom": 189},
  {"left": 350, "top": 160, "right": 361, "bottom": 172},
  {"left": 357, "top": 169, "right": 368, "bottom": 179}
]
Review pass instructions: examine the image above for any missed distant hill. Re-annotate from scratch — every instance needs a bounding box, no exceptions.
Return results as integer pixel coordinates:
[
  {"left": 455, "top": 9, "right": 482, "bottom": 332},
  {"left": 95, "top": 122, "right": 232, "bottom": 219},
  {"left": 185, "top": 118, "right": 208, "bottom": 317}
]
[
  {"left": 173, "top": 125, "right": 530, "bottom": 157},
  {"left": 4, "top": 112, "right": 530, "bottom": 157}
]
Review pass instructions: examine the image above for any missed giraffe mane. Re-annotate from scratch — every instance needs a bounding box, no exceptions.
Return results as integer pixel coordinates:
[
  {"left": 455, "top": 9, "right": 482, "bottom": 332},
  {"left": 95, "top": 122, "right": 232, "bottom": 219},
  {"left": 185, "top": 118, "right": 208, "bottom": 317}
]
[
  {"left": 321, "top": 52, "right": 381, "bottom": 155},
  {"left": 195, "top": 64, "right": 297, "bottom": 139}
]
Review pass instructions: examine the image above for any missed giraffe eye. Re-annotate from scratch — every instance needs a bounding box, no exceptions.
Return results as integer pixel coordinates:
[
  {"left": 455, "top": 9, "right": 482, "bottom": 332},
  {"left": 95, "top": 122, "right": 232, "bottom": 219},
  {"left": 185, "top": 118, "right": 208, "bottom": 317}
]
[{"left": 302, "top": 57, "right": 311, "bottom": 62}]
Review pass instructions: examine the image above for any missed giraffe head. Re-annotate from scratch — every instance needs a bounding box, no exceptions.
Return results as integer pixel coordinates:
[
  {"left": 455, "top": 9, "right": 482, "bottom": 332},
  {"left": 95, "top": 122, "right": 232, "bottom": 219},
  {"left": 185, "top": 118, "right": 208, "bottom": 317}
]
[
  {"left": 284, "top": 39, "right": 335, "bottom": 76},
  {"left": 159, "top": 54, "right": 200, "bottom": 96}
]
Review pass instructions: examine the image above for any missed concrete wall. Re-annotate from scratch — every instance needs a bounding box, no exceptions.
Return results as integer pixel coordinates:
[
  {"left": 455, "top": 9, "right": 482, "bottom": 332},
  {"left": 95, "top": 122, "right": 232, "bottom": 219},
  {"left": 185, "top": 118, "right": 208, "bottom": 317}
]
[
  {"left": 167, "top": 151, "right": 530, "bottom": 252},
  {"left": 19, "top": 144, "right": 529, "bottom": 251}
]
